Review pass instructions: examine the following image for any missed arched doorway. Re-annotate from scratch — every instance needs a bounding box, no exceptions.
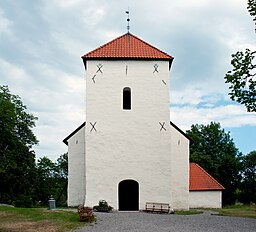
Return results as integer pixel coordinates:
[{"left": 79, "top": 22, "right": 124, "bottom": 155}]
[{"left": 118, "top": 179, "right": 139, "bottom": 211}]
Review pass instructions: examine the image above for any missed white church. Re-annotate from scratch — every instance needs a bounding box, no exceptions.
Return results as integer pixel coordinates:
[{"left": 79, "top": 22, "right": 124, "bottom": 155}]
[{"left": 63, "top": 33, "right": 224, "bottom": 210}]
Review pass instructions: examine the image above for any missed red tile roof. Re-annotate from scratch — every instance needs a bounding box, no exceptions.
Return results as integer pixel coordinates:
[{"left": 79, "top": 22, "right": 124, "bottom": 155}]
[
  {"left": 190, "top": 163, "right": 224, "bottom": 191},
  {"left": 82, "top": 33, "right": 173, "bottom": 61}
]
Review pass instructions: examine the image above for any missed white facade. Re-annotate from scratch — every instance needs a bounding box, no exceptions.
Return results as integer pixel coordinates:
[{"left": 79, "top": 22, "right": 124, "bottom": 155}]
[
  {"left": 66, "top": 124, "right": 86, "bottom": 206},
  {"left": 170, "top": 123, "right": 190, "bottom": 209},
  {"left": 189, "top": 191, "right": 222, "bottom": 208},
  {"left": 64, "top": 58, "right": 190, "bottom": 210},
  {"left": 84, "top": 60, "right": 189, "bottom": 210}
]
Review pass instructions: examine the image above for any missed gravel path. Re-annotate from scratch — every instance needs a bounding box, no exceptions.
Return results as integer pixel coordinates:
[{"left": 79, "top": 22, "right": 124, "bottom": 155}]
[{"left": 74, "top": 211, "right": 255, "bottom": 232}]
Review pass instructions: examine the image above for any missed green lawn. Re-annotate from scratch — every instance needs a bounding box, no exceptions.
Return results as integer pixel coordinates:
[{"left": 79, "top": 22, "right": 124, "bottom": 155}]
[
  {"left": 174, "top": 210, "right": 203, "bottom": 215},
  {"left": 174, "top": 205, "right": 256, "bottom": 218},
  {"left": 213, "top": 204, "right": 256, "bottom": 219},
  {"left": 0, "top": 206, "right": 87, "bottom": 232}
]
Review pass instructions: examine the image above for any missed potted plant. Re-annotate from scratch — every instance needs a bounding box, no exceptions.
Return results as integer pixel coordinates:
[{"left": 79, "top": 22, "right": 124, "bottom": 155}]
[{"left": 93, "top": 200, "right": 113, "bottom": 212}]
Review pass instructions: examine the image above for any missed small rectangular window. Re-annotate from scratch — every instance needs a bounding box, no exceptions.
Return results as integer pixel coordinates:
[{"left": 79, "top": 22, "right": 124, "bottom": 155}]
[{"left": 123, "top": 87, "right": 131, "bottom": 110}]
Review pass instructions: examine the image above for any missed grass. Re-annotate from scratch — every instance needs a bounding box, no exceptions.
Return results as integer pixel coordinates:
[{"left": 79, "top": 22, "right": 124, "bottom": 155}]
[
  {"left": 174, "top": 205, "right": 256, "bottom": 218},
  {"left": 212, "top": 204, "right": 256, "bottom": 219},
  {"left": 0, "top": 206, "right": 88, "bottom": 232},
  {"left": 174, "top": 210, "right": 203, "bottom": 215},
  {"left": 0, "top": 204, "right": 255, "bottom": 231}
]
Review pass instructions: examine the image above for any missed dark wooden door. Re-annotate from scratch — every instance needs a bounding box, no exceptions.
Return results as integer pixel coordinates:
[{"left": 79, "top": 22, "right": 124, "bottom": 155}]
[{"left": 118, "top": 179, "right": 139, "bottom": 211}]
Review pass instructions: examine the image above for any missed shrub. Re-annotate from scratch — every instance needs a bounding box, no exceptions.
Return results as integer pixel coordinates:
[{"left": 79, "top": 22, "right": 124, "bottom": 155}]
[{"left": 13, "top": 195, "right": 33, "bottom": 208}]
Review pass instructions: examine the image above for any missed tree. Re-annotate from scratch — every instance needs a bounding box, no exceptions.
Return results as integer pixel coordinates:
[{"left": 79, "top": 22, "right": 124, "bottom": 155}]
[
  {"left": 186, "top": 122, "right": 242, "bottom": 205},
  {"left": 35, "top": 153, "right": 68, "bottom": 206},
  {"left": 36, "top": 156, "right": 57, "bottom": 205},
  {"left": 55, "top": 153, "right": 68, "bottom": 205},
  {"left": 239, "top": 150, "right": 256, "bottom": 204},
  {"left": 0, "top": 85, "right": 38, "bottom": 206},
  {"left": 56, "top": 152, "right": 68, "bottom": 180},
  {"left": 224, "top": 1, "right": 256, "bottom": 112}
]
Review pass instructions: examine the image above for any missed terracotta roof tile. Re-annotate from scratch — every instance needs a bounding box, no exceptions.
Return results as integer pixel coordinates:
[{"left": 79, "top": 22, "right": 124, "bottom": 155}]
[
  {"left": 189, "top": 163, "right": 224, "bottom": 191},
  {"left": 82, "top": 33, "right": 173, "bottom": 60}
]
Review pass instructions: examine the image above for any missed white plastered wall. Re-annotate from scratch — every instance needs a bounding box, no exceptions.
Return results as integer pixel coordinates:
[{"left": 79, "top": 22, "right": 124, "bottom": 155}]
[
  {"left": 85, "top": 60, "right": 177, "bottom": 210},
  {"left": 67, "top": 126, "right": 86, "bottom": 206},
  {"left": 170, "top": 124, "right": 190, "bottom": 210},
  {"left": 189, "top": 191, "right": 222, "bottom": 208}
]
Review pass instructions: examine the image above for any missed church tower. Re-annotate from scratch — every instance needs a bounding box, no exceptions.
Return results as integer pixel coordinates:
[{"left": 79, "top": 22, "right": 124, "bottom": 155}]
[{"left": 64, "top": 33, "right": 190, "bottom": 210}]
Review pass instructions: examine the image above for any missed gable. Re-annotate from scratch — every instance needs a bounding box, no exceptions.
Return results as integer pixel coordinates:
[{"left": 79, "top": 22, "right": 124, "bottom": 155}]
[
  {"left": 170, "top": 121, "right": 192, "bottom": 143},
  {"left": 63, "top": 122, "right": 85, "bottom": 145},
  {"left": 189, "top": 163, "right": 225, "bottom": 191}
]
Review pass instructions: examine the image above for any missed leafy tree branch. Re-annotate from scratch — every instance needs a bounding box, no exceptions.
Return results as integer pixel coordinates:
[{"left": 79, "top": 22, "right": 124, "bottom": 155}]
[{"left": 225, "top": 49, "right": 256, "bottom": 112}]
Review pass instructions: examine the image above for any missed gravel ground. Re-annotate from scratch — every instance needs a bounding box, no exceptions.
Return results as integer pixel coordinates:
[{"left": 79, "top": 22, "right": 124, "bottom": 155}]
[{"left": 74, "top": 210, "right": 255, "bottom": 232}]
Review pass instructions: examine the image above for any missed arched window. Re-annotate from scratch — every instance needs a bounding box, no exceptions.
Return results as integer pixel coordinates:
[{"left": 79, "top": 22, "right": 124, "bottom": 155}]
[{"left": 123, "top": 87, "right": 131, "bottom": 110}]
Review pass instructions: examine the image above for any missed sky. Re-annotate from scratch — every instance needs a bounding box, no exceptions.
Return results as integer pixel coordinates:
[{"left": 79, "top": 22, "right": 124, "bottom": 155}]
[{"left": 0, "top": 0, "right": 255, "bottom": 161}]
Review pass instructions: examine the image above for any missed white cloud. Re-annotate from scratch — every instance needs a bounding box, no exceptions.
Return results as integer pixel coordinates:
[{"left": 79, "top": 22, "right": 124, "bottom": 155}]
[
  {"left": 0, "top": 9, "right": 12, "bottom": 36},
  {"left": 170, "top": 104, "right": 256, "bottom": 131},
  {"left": 51, "top": 0, "right": 82, "bottom": 8},
  {"left": 0, "top": 59, "right": 33, "bottom": 92},
  {"left": 171, "top": 89, "right": 208, "bottom": 106},
  {"left": 170, "top": 86, "right": 226, "bottom": 106},
  {"left": 50, "top": 31, "right": 87, "bottom": 58},
  {"left": 1, "top": 0, "right": 255, "bottom": 159},
  {"left": 218, "top": 23, "right": 256, "bottom": 52}
]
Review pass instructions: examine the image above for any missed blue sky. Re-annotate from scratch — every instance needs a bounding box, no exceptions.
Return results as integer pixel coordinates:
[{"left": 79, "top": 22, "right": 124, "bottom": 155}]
[{"left": 1, "top": 0, "right": 255, "bottom": 160}]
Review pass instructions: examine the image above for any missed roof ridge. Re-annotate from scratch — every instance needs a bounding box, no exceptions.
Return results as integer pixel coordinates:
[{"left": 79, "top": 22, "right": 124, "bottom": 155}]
[{"left": 193, "top": 163, "right": 225, "bottom": 190}]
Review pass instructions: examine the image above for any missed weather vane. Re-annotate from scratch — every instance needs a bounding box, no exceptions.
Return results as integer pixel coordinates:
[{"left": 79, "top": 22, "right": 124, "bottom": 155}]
[{"left": 125, "top": 9, "right": 130, "bottom": 33}]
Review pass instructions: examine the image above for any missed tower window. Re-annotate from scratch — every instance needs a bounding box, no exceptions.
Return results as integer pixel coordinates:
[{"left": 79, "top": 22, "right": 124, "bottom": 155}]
[{"left": 123, "top": 87, "right": 131, "bottom": 110}]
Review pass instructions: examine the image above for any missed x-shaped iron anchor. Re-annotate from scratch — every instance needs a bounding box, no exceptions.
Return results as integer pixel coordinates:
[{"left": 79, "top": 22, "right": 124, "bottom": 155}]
[
  {"left": 90, "top": 122, "right": 97, "bottom": 132},
  {"left": 96, "top": 64, "right": 103, "bottom": 73},
  {"left": 159, "top": 122, "right": 166, "bottom": 131},
  {"left": 153, "top": 64, "right": 159, "bottom": 73}
]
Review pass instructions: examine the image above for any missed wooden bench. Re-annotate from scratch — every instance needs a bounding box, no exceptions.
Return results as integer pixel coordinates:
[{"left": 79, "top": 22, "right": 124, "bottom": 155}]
[
  {"left": 77, "top": 205, "right": 94, "bottom": 222},
  {"left": 145, "top": 202, "right": 170, "bottom": 214}
]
